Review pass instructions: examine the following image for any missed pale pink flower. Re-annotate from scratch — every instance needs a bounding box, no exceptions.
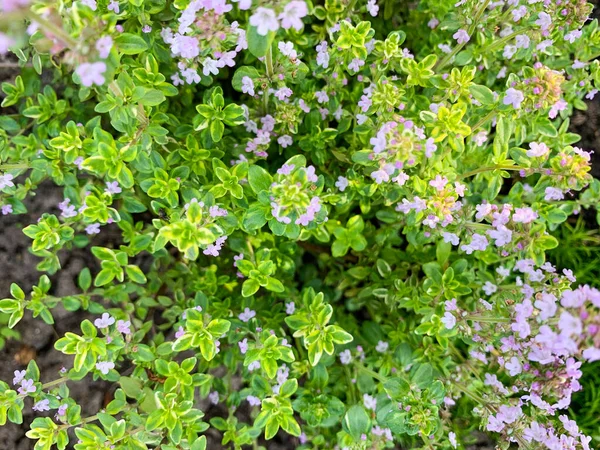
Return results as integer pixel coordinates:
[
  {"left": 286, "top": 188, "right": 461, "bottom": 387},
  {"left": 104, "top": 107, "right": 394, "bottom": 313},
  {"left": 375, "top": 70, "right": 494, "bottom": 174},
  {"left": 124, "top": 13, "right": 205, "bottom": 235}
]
[
  {"left": 249, "top": 7, "right": 279, "bottom": 36},
  {"left": 95, "top": 36, "right": 113, "bottom": 59},
  {"left": 503, "top": 88, "right": 524, "bottom": 109},
  {"left": 535, "top": 12, "right": 551, "bottom": 31},
  {"left": 96, "top": 361, "right": 115, "bottom": 375},
  {"left": 76, "top": 62, "right": 107, "bottom": 87},
  {"left": 526, "top": 142, "right": 549, "bottom": 158},
  {"left": 0, "top": 32, "right": 15, "bottom": 55},
  {"left": 241, "top": 76, "right": 255, "bottom": 96},
  {"left": 0, "top": 0, "right": 30, "bottom": 12},
  {"left": 279, "top": 1, "right": 308, "bottom": 31},
  {"left": 81, "top": 0, "right": 97, "bottom": 10},
  {"left": 453, "top": 29, "right": 470, "bottom": 44}
]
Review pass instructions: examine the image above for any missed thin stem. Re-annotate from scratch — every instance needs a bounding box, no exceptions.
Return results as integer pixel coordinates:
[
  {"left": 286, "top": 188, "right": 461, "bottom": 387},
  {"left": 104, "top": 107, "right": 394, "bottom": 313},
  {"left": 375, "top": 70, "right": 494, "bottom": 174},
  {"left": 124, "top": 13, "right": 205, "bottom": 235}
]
[
  {"left": 452, "top": 381, "right": 487, "bottom": 404},
  {"left": 581, "top": 52, "right": 600, "bottom": 63},
  {"left": 113, "top": 426, "right": 145, "bottom": 443},
  {"left": 436, "top": 44, "right": 464, "bottom": 74},
  {"left": 262, "top": 90, "right": 269, "bottom": 115},
  {"left": 16, "top": 121, "right": 35, "bottom": 137},
  {"left": 41, "top": 376, "right": 68, "bottom": 389},
  {"left": 0, "top": 163, "right": 29, "bottom": 170},
  {"left": 435, "top": 0, "right": 491, "bottom": 72},
  {"left": 16, "top": 376, "right": 69, "bottom": 400},
  {"left": 464, "top": 221, "right": 491, "bottom": 231},
  {"left": 466, "top": 315, "right": 511, "bottom": 323},
  {"left": 483, "top": 30, "right": 520, "bottom": 53},
  {"left": 0, "top": 62, "right": 31, "bottom": 68},
  {"left": 344, "top": 366, "right": 356, "bottom": 404},
  {"left": 24, "top": 11, "right": 78, "bottom": 49},
  {"left": 262, "top": 46, "right": 274, "bottom": 114},
  {"left": 470, "top": 109, "right": 496, "bottom": 132},
  {"left": 59, "top": 413, "right": 100, "bottom": 430},
  {"left": 459, "top": 164, "right": 525, "bottom": 179},
  {"left": 356, "top": 365, "right": 387, "bottom": 383},
  {"left": 265, "top": 45, "right": 274, "bottom": 79},
  {"left": 58, "top": 405, "right": 134, "bottom": 430}
]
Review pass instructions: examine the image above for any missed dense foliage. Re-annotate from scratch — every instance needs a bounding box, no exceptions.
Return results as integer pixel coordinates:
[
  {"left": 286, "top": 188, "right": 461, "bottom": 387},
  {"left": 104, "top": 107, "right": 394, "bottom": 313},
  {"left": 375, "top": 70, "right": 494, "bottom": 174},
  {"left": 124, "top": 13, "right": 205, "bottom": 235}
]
[{"left": 1, "top": 0, "right": 600, "bottom": 449}]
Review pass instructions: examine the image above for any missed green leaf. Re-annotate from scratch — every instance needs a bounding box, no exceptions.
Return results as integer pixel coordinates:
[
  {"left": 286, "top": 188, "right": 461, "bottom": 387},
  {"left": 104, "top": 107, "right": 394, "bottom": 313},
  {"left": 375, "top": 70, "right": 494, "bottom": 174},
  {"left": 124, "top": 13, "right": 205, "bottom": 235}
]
[
  {"left": 545, "top": 208, "right": 568, "bottom": 224},
  {"left": 264, "top": 418, "right": 280, "bottom": 440},
  {"left": 138, "top": 89, "right": 166, "bottom": 107},
  {"left": 119, "top": 376, "right": 143, "bottom": 399},
  {"left": 242, "top": 279, "right": 260, "bottom": 297},
  {"left": 10, "top": 283, "right": 25, "bottom": 301},
  {"left": 115, "top": 33, "right": 148, "bottom": 54},
  {"left": 191, "top": 436, "right": 207, "bottom": 450},
  {"left": 78, "top": 268, "right": 92, "bottom": 291},
  {"left": 222, "top": 104, "right": 245, "bottom": 126},
  {"left": 411, "top": 363, "right": 433, "bottom": 389},
  {"left": 331, "top": 240, "right": 349, "bottom": 257},
  {"left": 8, "top": 309, "right": 23, "bottom": 328},
  {"left": 247, "top": 26, "right": 275, "bottom": 58},
  {"left": 469, "top": 85, "right": 495, "bottom": 105},
  {"left": 279, "top": 378, "right": 298, "bottom": 397},
  {"left": 198, "top": 337, "right": 217, "bottom": 361},
  {"left": 384, "top": 377, "right": 411, "bottom": 400},
  {"left": 126, "top": 265, "right": 147, "bottom": 284},
  {"left": 95, "top": 269, "right": 115, "bottom": 287},
  {"left": 307, "top": 341, "right": 323, "bottom": 366},
  {"left": 535, "top": 234, "right": 559, "bottom": 250},
  {"left": 265, "top": 277, "right": 284, "bottom": 293},
  {"left": 248, "top": 165, "right": 273, "bottom": 194},
  {"left": 207, "top": 319, "right": 231, "bottom": 337},
  {"left": 210, "top": 120, "right": 225, "bottom": 142},
  {"left": 343, "top": 405, "right": 371, "bottom": 441},
  {"left": 232, "top": 66, "right": 261, "bottom": 92},
  {"left": 328, "top": 326, "right": 353, "bottom": 344},
  {"left": 281, "top": 416, "right": 301, "bottom": 436},
  {"left": 436, "top": 240, "right": 451, "bottom": 265},
  {"left": 0, "top": 299, "right": 19, "bottom": 313},
  {"left": 262, "top": 358, "right": 278, "bottom": 378}
]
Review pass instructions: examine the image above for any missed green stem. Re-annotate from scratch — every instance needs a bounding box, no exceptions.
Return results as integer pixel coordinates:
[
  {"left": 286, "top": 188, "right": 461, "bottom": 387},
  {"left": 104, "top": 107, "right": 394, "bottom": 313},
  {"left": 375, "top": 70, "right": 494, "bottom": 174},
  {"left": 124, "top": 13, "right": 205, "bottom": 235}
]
[
  {"left": 436, "top": 43, "right": 464, "bottom": 74},
  {"left": 0, "top": 62, "right": 31, "bottom": 68},
  {"left": 262, "top": 46, "right": 274, "bottom": 114},
  {"left": 41, "top": 376, "right": 68, "bottom": 389},
  {"left": 344, "top": 366, "right": 357, "bottom": 404},
  {"left": 581, "top": 52, "right": 600, "bottom": 63},
  {"left": 464, "top": 221, "right": 491, "bottom": 230},
  {"left": 58, "top": 405, "right": 134, "bottom": 430},
  {"left": 265, "top": 45, "right": 274, "bottom": 79},
  {"left": 112, "top": 426, "right": 145, "bottom": 443},
  {"left": 17, "top": 376, "right": 69, "bottom": 400},
  {"left": 356, "top": 365, "right": 387, "bottom": 383},
  {"left": 483, "top": 30, "right": 520, "bottom": 53},
  {"left": 459, "top": 164, "right": 525, "bottom": 179},
  {"left": 435, "top": 0, "right": 491, "bottom": 72},
  {"left": 0, "top": 163, "right": 29, "bottom": 170},
  {"left": 466, "top": 315, "right": 511, "bottom": 323},
  {"left": 452, "top": 381, "right": 487, "bottom": 404},
  {"left": 470, "top": 109, "right": 496, "bottom": 132},
  {"left": 59, "top": 413, "right": 100, "bottom": 430},
  {"left": 24, "top": 11, "right": 78, "bottom": 49}
]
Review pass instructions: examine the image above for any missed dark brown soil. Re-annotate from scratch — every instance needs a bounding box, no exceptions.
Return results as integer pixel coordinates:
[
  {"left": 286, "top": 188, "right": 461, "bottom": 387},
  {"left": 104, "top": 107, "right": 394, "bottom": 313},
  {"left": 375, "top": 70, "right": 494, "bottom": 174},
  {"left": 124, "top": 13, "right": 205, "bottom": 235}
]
[
  {"left": 0, "top": 181, "right": 112, "bottom": 450},
  {"left": 571, "top": 100, "right": 600, "bottom": 179}
]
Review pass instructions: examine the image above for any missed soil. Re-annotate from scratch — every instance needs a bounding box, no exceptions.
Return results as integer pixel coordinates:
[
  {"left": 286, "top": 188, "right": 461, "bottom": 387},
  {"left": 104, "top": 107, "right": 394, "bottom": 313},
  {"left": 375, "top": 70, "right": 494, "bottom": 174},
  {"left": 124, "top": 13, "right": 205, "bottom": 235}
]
[
  {"left": 0, "top": 179, "right": 111, "bottom": 450},
  {"left": 2, "top": 16, "right": 600, "bottom": 450}
]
